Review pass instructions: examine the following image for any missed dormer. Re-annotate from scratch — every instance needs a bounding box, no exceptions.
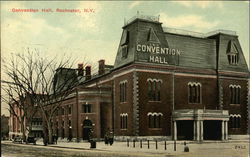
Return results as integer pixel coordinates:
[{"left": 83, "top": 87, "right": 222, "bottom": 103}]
[
  {"left": 226, "top": 40, "right": 239, "bottom": 65},
  {"left": 121, "top": 30, "right": 130, "bottom": 59}
]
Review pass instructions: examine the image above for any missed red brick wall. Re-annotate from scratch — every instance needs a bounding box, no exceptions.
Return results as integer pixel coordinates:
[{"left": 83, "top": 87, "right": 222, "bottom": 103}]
[
  {"left": 221, "top": 79, "right": 248, "bottom": 134},
  {"left": 174, "top": 75, "right": 218, "bottom": 110},
  {"left": 137, "top": 71, "right": 172, "bottom": 136},
  {"left": 114, "top": 72, "right": 134, "bottom": 136}
]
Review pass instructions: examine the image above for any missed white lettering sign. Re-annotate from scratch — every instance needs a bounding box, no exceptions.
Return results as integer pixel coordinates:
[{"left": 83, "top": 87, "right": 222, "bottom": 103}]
[
  {"left": 137, "top": 44, "right": 181, "bottom": 65},
  {"left": 136, "top": 44, "right": 181, "bottom": 56}
]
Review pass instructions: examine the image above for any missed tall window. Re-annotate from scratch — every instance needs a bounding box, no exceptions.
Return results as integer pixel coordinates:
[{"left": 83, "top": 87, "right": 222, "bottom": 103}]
[
  {"left": 148, "top": 112, "right": 163, "bottom": 128},
  {"left": 68, "top": 105, "right": 72, "bottom": 115},
  {"left": 229, "top": 85, "right": 241, "bottom": 104},
  {"left": 121, "top": 45, "right": 129, "bottom": 58},
  {"left": 229, "top": 114, "right": 241, "bottom": 128},
  {"left": 188, "top": 82, "right": 201, "bottom": 104},
  {"left": 147, "top": 78, "right": 162, "bottom": 101},
  {"left": 120, "top": 81, "right": 127, "bottom": 102},
  {"left": 228, "top": 54, "right": 238, "bottom": 65},
  {"left": 121, "top": 30, "right": 129, "bottom": 59},
  {"left": 60, "top": 107, "right": 65, "bottom": 115},
  {"left": 120, "top": 113, "right": 128, "bottom": 129},
  {"left": 62, "top": 121, "right": 64, "bottom": 128},
  {"left": 68, "top": 120, "right": 71, "bottom": 127},
  {"left": 82, "top": 103, "right": 92, "bottom": 113}
]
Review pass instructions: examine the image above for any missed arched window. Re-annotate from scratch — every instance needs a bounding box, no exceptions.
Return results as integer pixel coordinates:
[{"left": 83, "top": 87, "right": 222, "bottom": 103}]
[
  {"left": 229, "top": 85, "right": 241, "bottom": 104},
  {"left": 147, "top": 79, "right": 162, "bottom": 101},
  {"left": 147, "top": 112, "right": 163, "bottom": 128},
  {"left": 188, "top": 82, "right": 202, "bottom": 103},
  {"left": 229, "top": 114, "right": 241, "bottom": 129},
  {"left": 148, "top": 115, "right": 154, "bottom": 128},
  {"left": 120, "top": 113, "right": 128, "bottom": 129},
  {"left": 120, "top": 81, "right": 127, "bottom": 102}
]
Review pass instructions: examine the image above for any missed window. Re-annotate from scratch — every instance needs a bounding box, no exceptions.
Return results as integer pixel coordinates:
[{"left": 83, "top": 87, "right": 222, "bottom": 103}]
[
  {"left": 121, "top": 45, "right": 129, "bottom": 58},
  {"left": 120, "top": 113, "right": 128, "bottom": 129},
  {"left": 229, "top": 85, "right": 241, "bottom": 104},
  {"left": 229, "top": 114, "right": 241, "bottom": 128},
  {"left": 147, "top": 112, "right": 163, "bottom": 128},
  {"left": 82, "top": 103, "right": 92, "bottom": 113},
  {"left": 68, "top": 105, "right": 72, "bottom": 115},
  {"left": 60, "top": 107, "right": 65, "bottom": 115},
  {"left": 228, "top": 54, "right": 238, "bottom": 65},
  {"left": 68, "top": 120, "right": 71, "bottom": 127},
  {"left": 227, "top": 41, "right": 239, "bottom": 65},
  {"left": 62, "top": 121, "right": 64, "bottom": 128},
  {"left": 121, "top": 30, "right": 129, "bottom": 59},
  {"left": 120, "top": 81, "right": 127, "bottom": 102},
  {"left": 147, "top": 78, "right": 162, "bottom": 101},
  {"left": 188, "top": 82, "right": 201, "bottom": 104}
]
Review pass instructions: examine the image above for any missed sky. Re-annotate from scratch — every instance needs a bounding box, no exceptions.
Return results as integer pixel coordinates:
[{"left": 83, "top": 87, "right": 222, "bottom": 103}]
[{"left": 1, "top": 1, "right": 249, "bottom": 115}]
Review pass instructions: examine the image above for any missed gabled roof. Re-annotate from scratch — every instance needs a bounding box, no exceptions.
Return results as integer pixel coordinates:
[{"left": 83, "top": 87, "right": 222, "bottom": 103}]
[{"left": 227, "top": 40, "right": 238, "bottom": 54}]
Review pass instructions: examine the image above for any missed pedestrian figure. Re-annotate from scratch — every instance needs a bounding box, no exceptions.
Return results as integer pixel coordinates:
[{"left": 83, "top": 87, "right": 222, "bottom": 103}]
[
  {"left": 108, "top": 131, "right": 114, "bottom": 146},
  {"left": 184, "top": 141, "right": 189, "bottom": 152},
  {"left": 53, "top": 134, "right": 57, "bottom": 144},
  {"left": 55, "top": 135, "right": 58, "bottom": 144},
  {"left": 68, "top": 133, "right": 72, "bottom": 142},
  {"left": 88, "top": 129, "right": 93, "bottom": 142},
  {"left": 104, "top": 132, "right": 109, "bottom": 145},
  {"left": 43, "top": 136, "right": 48, "bottom": 146}
]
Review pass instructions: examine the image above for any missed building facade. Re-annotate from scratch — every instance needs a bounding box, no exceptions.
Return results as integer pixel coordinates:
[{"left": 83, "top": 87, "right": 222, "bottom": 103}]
[
  {"left": 52, "top": 15, "right": 249, "bottom": 141},
  {"left": 9, "top": 99, "right": 43, "bottom": 139},
  {"left": 10, "top": 15, "right": 250, "bottom": 141}
]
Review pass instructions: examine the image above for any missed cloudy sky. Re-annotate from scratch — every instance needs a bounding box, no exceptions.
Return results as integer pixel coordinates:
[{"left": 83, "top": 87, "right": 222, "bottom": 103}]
[{"left": 1, "top": 1, "right": 249, "bottom": 115}]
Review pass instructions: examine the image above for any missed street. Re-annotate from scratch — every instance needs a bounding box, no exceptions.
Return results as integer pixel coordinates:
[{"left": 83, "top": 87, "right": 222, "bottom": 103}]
[
  {"left": 1, "top": 142, "right": 165, "bottom": 157},
  {"left": 1, "top": 140, "right": 249, "bottom": 157}
]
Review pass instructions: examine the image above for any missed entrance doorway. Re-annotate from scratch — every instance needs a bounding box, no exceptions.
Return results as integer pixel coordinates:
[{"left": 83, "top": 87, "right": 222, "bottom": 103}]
[
  {"left": 203, "top": 120, "right": 221, "bottom": 140},
  {"left": 82, "top": 119, "right": 92, "bottom": 140},
  {"left": 177, "top": 120, "right": 194, "bottom": 140}
]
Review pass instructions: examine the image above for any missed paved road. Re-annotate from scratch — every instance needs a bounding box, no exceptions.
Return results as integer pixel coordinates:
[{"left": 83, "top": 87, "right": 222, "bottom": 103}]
[
  {"left": 1, "top": 142, "right": 168, "bottom": 157},
  {"left": 1, "top": 140, "right": 249, "bottom": 157}
]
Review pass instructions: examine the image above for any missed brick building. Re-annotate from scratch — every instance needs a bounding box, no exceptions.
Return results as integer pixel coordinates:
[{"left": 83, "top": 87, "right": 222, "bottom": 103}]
[
  {"left": 9, "top": 97, "right": 43, "bottom": 139},
  {"left": 36, "top": 15, "right": 250, "bottom": 141}
]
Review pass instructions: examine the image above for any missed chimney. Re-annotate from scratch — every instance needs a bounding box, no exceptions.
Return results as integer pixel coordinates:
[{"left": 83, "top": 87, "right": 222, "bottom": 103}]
[
  {"left": 85, "top": 66, "right": 91, "bottom": 80},
  {"left": 98, "top": 59, "right": 105, "bottom": 75},
  {"left": 78, "top": 63, "right": 84, "bottom": 76}
]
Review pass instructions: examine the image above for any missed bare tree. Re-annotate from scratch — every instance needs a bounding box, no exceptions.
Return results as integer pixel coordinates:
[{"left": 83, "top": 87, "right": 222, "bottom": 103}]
[
  {"left": 33, "top": 55, "right": 81, "bottom": 144},
  {"left": 1, "top": 51, "right": 40, "bottom": 141},
  {"left": 2, "top": 50, "right": 86, "bottom": 144}
]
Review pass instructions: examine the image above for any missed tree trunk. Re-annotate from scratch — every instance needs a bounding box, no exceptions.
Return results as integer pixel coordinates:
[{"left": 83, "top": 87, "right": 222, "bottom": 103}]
[
  {"left": 21, "top": 119, "right": 26, "bottom": 142},
  {"left": 47, "top": 123, "right": 53, "bottom": 144}
]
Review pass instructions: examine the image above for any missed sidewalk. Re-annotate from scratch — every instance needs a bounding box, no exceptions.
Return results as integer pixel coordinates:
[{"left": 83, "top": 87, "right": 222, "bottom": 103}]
[
  {"left": 35, "top": 139, "right": 249, "bottom": 155},
  {"left": 36, "top": 140, "right": 182, "bottom": 153},
  {"left": 3, "top": 139, "right": 249, "bottom": 157}
]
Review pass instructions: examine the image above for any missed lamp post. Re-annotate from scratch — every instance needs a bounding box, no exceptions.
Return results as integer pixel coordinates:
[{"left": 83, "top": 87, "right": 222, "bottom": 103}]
[{"left": 69, "top": 126, "right": 72, "bottom": 142}]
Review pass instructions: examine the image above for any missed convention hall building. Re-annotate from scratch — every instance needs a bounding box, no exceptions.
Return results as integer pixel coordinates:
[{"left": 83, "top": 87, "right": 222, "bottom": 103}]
[{"left": 13, "top": 15, "right": 249, "bottom": 141}]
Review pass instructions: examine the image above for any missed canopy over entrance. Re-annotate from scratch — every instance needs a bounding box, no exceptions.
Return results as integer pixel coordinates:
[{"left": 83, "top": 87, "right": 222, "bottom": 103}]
[{"left": 172, "top": 109, "right": 229, "bottom": 141}]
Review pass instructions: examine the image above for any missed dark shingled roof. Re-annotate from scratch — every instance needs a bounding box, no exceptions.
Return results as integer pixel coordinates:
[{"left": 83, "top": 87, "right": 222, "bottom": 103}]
[{"left": 114, "top": 17, "right": 249, "bottom": 73}]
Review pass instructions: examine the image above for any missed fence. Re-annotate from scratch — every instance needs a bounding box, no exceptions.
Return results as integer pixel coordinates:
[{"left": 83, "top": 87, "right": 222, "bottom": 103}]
[{"left": 126, "top": 139, "right": 183, "bottom": 151}]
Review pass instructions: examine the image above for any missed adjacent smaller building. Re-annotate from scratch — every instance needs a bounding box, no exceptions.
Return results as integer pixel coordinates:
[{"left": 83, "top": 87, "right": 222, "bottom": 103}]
[{"left": 1, "top": 115, "right": 9, "bottom": 140}]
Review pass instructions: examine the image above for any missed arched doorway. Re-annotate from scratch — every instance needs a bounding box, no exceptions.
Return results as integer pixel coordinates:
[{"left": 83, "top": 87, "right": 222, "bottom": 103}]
[{"left": 82, "top": 119, "right": 92, "bottom": 140}]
